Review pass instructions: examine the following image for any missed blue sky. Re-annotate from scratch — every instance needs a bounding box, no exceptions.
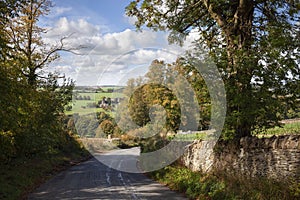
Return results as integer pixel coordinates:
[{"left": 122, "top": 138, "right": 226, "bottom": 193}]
[
  {"left": 50, "top": 0, "right": 134, "bottom": 32},
  {"left": 43, "top": 0, "right": 196, "bottom": 86}
]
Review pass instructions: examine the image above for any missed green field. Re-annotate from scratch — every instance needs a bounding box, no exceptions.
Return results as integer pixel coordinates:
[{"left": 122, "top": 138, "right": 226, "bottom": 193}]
[
  {"left": 73, "top": 92, "right": 125, "bottom": 100},
  {"left": 65, "top": 92, "right": 125, "bottom": 115},
  {"left": 66, "top": 100, "right": 100, "bottom": 115}
]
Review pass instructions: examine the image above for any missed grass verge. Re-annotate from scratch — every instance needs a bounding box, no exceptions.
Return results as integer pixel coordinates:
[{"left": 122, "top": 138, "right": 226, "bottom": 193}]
[
  {"left": 254, "top": 121, "right": 300, "bottom": 138},
  {"left": 0, "top": 149, "right": 91, "bottom": 200},
  {"left": 264, "top": 121, "right": 300, "bottom": 135},
  {"left": 147, "top": 164, "right": 300, "bottom": 200}
]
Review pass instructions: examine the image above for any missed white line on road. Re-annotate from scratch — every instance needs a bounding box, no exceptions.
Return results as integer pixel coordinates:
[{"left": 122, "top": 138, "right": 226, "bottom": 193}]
[{"left": 117, "top": 160, "right": 140, "bottom": 200}]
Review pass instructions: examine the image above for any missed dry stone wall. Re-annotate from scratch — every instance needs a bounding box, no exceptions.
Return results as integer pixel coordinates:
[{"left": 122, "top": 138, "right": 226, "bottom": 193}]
[{"left": 181, "top": 135, "right": 300, "bottom": 181}]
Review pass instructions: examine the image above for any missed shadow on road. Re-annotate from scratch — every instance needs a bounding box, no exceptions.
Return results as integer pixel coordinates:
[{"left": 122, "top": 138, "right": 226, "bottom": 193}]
[{"left": 28, "top": 148, "right": 187, "bottom": 200}]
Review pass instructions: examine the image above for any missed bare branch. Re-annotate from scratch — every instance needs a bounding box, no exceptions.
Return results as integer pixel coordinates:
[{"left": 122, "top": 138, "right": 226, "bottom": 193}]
[{"left": 35, "top": 33, "right": 86, "bottom": 70}]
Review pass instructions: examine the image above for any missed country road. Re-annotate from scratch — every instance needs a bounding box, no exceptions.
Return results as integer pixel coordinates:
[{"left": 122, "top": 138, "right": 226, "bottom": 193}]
[{"left": 28, "top": 147, "right": 187, "bottom": 200}]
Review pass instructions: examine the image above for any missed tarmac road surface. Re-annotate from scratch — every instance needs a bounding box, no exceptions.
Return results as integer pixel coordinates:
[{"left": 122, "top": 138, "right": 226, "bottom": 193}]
[{"left": 28, "top": 147, "right": 187, "bottom": 200}]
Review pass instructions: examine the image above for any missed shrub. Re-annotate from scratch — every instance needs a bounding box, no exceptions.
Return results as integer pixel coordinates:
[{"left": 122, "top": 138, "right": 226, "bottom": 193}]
[{"left": 0, "top": 131, "right": 16, "bottom": 163}]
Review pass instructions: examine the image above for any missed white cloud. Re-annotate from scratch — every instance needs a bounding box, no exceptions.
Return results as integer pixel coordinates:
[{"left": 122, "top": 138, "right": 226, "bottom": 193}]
[
  {"left": 45, "top": 17, "right": 198, "bottom": 85},
  {"left": 45, "top": 17, "right": 101, "bottom": 38},
  {"left": 50, "top": 6, "right": 72, "bottom": 18}
]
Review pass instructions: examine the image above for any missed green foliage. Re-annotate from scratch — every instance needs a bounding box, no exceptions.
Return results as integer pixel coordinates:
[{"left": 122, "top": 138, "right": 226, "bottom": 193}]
[
  {"left": 126, "top": 0, "right": 300, "bottom": 138},
  {"left": 0, "top": 131, "right": 16, "bottom": 163},
  {"left": 124, "top": 59, "right": 210, "bottom": 133},
  {"left": 118, "top": 134, "right": 139, "bottom": 149},
  {"left": 96, "top": 111, "right": 112, "bottom": 123},
  {"left": 139, "top": 133, "right": 169, "bottom": 153},
  {"left": 129, "top": 83, "right": 181, "bottom": 131},
  {"left": 0, "top": 65, "right": 76, "bottom": 160},
  {"left": 71, "top": 111, "right": 125, "bottom": 138},
  {"left": 290, "top": 182, "right": 300, "bottom": 198},
  {"left": 149, "top": 165, "right": 228, "bottom": 199},
  {"left": 0, "top": 0, "right": 84, "bottom": 164},
  {"left": 174, "top": 58, "right": 211, "bottom": 130},
  {"left": 119, "top": 58, "right": 213, "bottom": 150},
  {"left": 99, "top": 120, "right": 115, "bottom": 136},
  {"left": 73, "top": 114, "right": 99, "bottom": 137},
  {"left": 285, "top": 107, "right": 300, "bottom": 119}
]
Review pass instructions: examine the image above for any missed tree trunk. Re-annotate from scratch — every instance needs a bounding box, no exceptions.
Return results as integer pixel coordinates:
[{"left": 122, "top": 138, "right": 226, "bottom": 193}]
[
  {"left": 28, "top": 68, "right": 37, "bottom": 86},
  {"left": 223, "top": 0, "right": 255, "bottom": 138}
]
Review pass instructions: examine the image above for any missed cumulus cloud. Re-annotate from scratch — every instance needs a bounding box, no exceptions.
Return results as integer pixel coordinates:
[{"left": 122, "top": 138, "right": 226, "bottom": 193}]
[
  {"left": 45, "top": 17, "right": 198, "bottom": 85},
  {"left": 45, "top": 17, "right": 101, "bottom": 38}
]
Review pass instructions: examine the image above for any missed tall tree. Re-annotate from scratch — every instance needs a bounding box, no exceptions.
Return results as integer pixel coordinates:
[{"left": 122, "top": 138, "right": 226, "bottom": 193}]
[
  {"left": 126, "top": 0, "right": 300, "bottom": 138},
  {"left": 0, "top": 0, "right": 75, "bottom": 160},
  {"left": 4, "top": 0, "right": 76, "bottom": 86}
]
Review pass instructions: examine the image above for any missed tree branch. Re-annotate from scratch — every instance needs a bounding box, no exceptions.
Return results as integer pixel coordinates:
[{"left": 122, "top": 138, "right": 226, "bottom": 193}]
[
  {"left": 35, "top": 33, "right": 86, "bottom": 70},
  {"left": 202, "top": 0, "right": 227, "bottom": 29}
]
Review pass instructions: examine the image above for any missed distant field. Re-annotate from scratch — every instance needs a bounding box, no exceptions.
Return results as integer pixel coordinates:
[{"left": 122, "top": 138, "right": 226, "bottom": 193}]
[
  {"left": 74, "top": 92, "right": 125, "bottom": 100},
  {"left": 65, "top": 92, "right": 125, "bottom": 115},
  {"left": 65, "top": 100, "right": 101, "bottom": 115}
]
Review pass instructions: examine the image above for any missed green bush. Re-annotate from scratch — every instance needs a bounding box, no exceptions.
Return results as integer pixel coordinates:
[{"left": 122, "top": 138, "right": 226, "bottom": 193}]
[{"left": 0, "top": 131, "right": 16, "bottom": 163}]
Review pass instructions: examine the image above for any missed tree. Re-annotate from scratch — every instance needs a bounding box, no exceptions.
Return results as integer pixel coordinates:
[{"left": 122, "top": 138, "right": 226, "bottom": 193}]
[
  {"left": 100, "top": 120, "right": 116, "bottom": 136},
  {"left": 0, "top": 0, "right": 29, "bottom": 160},
  {"left": 0, "top": 0, "right": 76, "bottom": 160},
  {"left": 96, "top": 111, "right": 112, "bottom": 123},
  {"left": 0, "top": 0, "right": 28, "bottom": 107},
  {"left": 126, "top": 60, "right": 200, "bottom": 132},
  {"left": 129, "top": 85, "right": 151, "bottom": 126},
  {"left": 4, "top": 0, "right": 79, "bottom": 87},
  {"left": 126, "top": 0, "right": 300, "bottom": 138},
  {"left": 143, "top": 60, "right": 190, "bottom": 131},
  {"left": 4, "top": 0, "right": 51, "bottom": 86},
  {"left": 0, "top": 0, "right": 23, "bottom": 60},
  {"left": 172, "top": 58, "right": 211, "bottom": 130}
]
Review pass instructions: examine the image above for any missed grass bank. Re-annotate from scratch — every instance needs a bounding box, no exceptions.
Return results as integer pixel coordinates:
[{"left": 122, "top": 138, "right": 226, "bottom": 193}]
[
  {"left": 148, "top": 164, "right": 300, "bottom": 200},
  {"left": 0, "top": 144, "right": 90, "bottom": 200},
  {"left": 264, "top": 121, "right": 300, "bottom": 136}
]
